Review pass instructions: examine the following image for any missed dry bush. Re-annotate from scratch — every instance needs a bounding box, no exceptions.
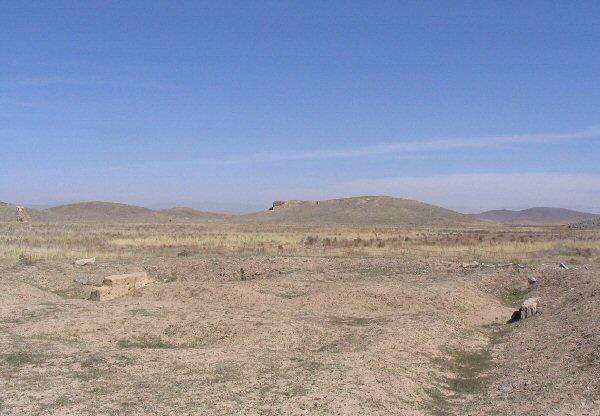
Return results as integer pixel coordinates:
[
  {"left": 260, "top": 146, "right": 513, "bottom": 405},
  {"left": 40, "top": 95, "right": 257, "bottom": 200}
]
[{"left": 18, "top": 252, "right": 36, "bottom": 266}]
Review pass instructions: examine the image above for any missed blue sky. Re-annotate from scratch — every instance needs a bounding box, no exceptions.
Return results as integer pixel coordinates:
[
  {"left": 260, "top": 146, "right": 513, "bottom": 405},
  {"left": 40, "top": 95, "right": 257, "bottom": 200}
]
[{"left": 2, "top": 1, "right": 599, "bottom": 213}]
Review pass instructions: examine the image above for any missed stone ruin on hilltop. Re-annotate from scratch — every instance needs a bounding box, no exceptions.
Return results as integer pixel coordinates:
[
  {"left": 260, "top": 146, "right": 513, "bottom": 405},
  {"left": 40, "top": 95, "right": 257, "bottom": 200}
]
[{"left": 269, "top": 200, "right": 319, "bottom": 211}]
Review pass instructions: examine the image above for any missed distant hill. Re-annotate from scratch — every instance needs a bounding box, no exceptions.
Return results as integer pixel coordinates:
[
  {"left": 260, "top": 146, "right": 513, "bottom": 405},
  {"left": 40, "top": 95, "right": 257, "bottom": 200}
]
[
  {"left": 157, "top": 207, "right": 231, "bottom": 222},
  {"left": 472, "top": 207, "right": 598, "bottom": 225},
  {"left": 568, "top": 217, "right": 600, "bottom": 229},
  {"left": 239, "top": 196, "right": 479, "bottom": 226},
  {"left": 42, "top": 202, "right": 230, "bottom": 223},
  {"left": 46, "top": 201, "right": 164, "bottom": 222}
]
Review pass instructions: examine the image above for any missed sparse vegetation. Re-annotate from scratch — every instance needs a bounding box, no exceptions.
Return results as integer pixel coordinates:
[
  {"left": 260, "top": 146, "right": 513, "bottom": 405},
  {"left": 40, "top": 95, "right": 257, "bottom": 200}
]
[
  {"left": 1, "top": 218, "right": 598, "bottom": 415},
  {"left": 117, "top": 336, "right": 177, "bottom": 349},
  {"left": 2, "top": 222, "right": 600, "bottom": 264}
]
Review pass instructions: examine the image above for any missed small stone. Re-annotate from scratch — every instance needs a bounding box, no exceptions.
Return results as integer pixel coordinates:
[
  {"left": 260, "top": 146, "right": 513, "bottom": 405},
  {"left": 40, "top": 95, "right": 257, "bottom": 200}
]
[
  {"left": 559, "top": 263, "right": 569, "bottom": 270},
  {"left": 75, "top": 257, "right": 96, "bottom": 266},
  {"left": 527, "top": 276, "right": 537, "bottom": 284},
  {"left": 508, "top": 297, "right": 540, "bottom": 323},
  {"left": 520, "top": 297, "right": 540, "bottom": 320}
]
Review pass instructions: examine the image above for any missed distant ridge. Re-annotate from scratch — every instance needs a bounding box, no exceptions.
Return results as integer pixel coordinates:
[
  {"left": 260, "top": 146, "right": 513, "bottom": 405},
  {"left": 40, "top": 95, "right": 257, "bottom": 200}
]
[
  {"left": 472, "top": 207, "right": 597, "bottom": 225},
  {"left": 157, "top": 207, "right": 231, "bottom": 222},
  {"left": 43, "top": 201, "right": 230, "bottom": 223},
  {"left": 47, "top": 201, "right": 162, "bottom": 222},
  {"left": 239, "top": 196, "right": 479, "bottom": 226}
]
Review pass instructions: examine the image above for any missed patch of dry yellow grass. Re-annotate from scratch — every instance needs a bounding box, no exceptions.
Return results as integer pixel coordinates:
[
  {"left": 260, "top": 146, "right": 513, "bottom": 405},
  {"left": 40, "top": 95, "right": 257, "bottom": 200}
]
[{"left": 2, "top": 221, "right": 599, "bottom": 265}]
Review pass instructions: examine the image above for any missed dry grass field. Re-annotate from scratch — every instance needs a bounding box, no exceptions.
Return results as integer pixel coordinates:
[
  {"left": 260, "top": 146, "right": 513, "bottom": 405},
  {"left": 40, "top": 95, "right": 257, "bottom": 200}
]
[{"left": 1, "top": 221, "right": 600, "bottom": 415}]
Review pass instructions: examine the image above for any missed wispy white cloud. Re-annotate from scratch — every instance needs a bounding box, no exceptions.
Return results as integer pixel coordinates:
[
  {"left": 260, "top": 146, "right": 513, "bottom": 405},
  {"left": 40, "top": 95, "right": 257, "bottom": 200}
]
[
  {"left": 235, "top": 126, "right": 600, "bottom": 163},
  {"left": 283, "top": 172, "right": 600, "bottom": 213},
  {"left": 105, "top": 125, "right": 600, "bottom": 172}
]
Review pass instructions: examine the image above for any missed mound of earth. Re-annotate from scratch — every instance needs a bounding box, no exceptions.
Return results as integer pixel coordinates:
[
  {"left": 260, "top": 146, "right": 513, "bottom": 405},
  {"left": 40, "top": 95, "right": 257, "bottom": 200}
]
[
  {"left": 568, "top": 216, "right": 600, "bottom": 229},
  {"left": 467, "top": 266, "right": 600, "bottom": 415},
  {"left": 472, "top": 207, "right": 597, "bottom": 225},
  {"left": 241, "top": 196, "right": 479, "bottom": 226}
]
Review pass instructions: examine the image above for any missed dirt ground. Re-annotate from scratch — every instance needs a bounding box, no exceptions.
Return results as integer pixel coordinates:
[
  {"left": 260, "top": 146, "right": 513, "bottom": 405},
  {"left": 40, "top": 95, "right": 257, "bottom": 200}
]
[{"left": 1, "top": 223, "right": 599, "bottom": 415}]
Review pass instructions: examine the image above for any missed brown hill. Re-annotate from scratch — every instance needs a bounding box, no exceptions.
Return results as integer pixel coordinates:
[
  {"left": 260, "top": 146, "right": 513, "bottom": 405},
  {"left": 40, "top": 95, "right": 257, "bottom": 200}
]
[
  {"left": 472, "top": 207, "right": 597, "bottom": 225},
  {"left": 43, "top": 202, "right": 232, "bottom": 223},
  {"left": 240, "top": 196, "right": 478, "bottom": 226},
  {"left": 46, "top": 202, "right": 164, "bottom": 222},
  {"left": 157, "top": 207, "right": 231, "bottom": 222}
]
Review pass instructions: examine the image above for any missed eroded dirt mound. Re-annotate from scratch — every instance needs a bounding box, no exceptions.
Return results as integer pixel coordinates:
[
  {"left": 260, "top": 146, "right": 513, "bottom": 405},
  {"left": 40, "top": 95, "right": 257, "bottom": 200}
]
[{"left": 466, "top": 266, "right": 600, "bottom": 415}]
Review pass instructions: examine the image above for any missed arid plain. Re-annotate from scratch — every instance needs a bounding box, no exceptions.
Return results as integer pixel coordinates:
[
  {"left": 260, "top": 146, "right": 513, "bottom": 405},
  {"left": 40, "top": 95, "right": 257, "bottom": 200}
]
[{"left": 1, "top": 197, "right": 599, "bottom": 415}]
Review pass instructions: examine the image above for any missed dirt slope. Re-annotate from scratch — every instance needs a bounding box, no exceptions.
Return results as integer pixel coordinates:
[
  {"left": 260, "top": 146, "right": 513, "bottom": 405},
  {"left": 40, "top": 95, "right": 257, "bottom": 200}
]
[
  {"left": 472, "top": 207, "right": 597, "bottom": 225},
  {"left": 240, "top": 196, "right": 479, "bottom": 226},
  {"left": 467, "top": 266, "right": 600, "bottom": 415}
]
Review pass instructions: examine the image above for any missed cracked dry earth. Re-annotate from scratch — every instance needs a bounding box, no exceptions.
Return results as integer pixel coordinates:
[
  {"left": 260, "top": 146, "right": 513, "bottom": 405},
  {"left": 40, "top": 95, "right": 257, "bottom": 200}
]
[{"left": 1, "top": 254, "right": 598, "bottom": 415}]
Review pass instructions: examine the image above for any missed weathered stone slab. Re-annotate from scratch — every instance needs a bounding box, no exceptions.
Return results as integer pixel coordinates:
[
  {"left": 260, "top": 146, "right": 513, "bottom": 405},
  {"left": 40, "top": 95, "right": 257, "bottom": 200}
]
[
  {"left": 75, "top": 257, "right": 95, "bottom": 266},
  {"left": 16, "top": 206, "right": 30, "bottom": 222},
  {"left": 103, "top": 272, "right": 148, "bottom": 287},
  {"left": 89, "top": 285, "right": 131, "bottom": 301},
  {"left": 520, "top": 297, "right": 540, "bottom": 320}
]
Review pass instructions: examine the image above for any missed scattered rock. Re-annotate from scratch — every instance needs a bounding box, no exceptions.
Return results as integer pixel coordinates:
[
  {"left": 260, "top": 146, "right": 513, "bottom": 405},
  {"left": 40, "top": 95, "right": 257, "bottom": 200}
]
[
  {"left": 75, "top": 257, "right": 96, "bottom": 266},
  {"left": 568, "top": 217, "right": 600, "bottom": 229},
  {"left": 461, "top": 261, "right": 480, "bottom": 268},
  {"left": 520, "top": 297, "right": 540, "bottom": 319},
  {"left": 269, "top": 200, "right": 318, "bottom": 211},
  {"left": 508, "top": 297, "right": 540, "bottom": 323},
  {"left": 89, "top": 272, "right": 151, "bottom": 301}
]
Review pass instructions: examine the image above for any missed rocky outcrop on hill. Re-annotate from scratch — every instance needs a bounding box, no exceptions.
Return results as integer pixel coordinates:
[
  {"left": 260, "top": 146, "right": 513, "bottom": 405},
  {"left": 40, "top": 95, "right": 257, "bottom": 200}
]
[{"left": 269, "top": 200, "right": 318, "bottom": 210}]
